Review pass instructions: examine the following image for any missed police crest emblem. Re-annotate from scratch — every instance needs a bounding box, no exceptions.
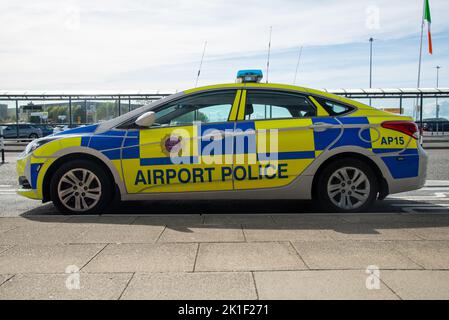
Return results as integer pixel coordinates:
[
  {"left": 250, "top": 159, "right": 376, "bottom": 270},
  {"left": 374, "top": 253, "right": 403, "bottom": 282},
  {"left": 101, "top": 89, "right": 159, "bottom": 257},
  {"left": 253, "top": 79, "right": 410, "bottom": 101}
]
[{"left": 161, "top": 134, "right": 183, "bottom": 156}]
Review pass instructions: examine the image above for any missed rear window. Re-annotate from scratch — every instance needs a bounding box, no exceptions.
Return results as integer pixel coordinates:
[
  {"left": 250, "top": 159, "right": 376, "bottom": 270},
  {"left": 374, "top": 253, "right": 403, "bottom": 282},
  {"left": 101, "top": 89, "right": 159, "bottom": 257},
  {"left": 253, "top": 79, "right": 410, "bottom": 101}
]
[{"left": 314, "top": 97, "right": 354, "bottom": 116}]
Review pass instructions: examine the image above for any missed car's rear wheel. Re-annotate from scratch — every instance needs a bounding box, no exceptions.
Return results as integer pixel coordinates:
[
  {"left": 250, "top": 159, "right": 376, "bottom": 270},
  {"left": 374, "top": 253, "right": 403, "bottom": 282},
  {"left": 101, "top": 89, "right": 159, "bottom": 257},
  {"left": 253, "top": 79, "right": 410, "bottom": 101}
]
[
  {"left": 50, "top": 160, "right": 113, "bottom": 214},
  {"left": 29, "top": 133, "right": 38, "bottom": 139},
  {"left": 315, "top": 158, "right": 378, "bottom": 213}
]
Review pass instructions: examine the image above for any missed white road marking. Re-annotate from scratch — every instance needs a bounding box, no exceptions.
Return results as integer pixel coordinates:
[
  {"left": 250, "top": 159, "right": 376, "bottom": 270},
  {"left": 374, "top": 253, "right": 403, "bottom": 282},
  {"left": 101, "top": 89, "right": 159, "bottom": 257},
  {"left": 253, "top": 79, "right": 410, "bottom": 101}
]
[
  {"left": 402, "top": 207, "right": 449, "bottom": 214},
  {"left": 389, "top": 192, "right": 449, "bottom": 201},
  {"left": 391, "top": 203, "right": 449, "bottom": 207},
  {"left": 425, "top": 180, "right": 449, "bottom": 187},
  {"left": 419, "top": 187, "right": 449, "bottom": 191}
]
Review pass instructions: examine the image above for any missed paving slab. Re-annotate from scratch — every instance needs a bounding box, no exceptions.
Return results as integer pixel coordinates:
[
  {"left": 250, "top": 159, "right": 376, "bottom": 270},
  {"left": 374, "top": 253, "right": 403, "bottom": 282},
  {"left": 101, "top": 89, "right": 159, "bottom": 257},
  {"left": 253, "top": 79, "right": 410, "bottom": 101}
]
[
  {"left": 204, "top": 214, "right": 274, "bottom": 225},
  {"left": 394, "top": 241, "right": 449, "bottom": 269},
  {"left": 0, "top": 245, "right": 11, "bottom": 255},
  {"left": 0, "top": 224, "right": 89, "bottom": 245},
  {"left": 0, "top": 274, "right": 13, "bottom": 286},
  {"left": 121, "top": 272, "right": 257, "bottom": 300},
  {"left": 0, "top": 244, "right": 105, "bottom": 274},
  {"left": 0, "top": 216, "right": 70, "bottom": 228},
  {"left": 243, "top": 225, "right": 335, "bottom": 242},
  {"left": 381, "top": 270, "right": 449, "bottom": 300},
  {"left": 158, "top": 225, "right": 244, "bottom": 243},
  {"left": 73, "top": 224, "right": 165, "bottom": 244},
  {"left": 64, "top": 216, "right": 137, "bottom": 225},
  {"left": 83, "top": 243, "right": 197, "bottom": 273},
  {"left": 405, "top": 226, "right": 449, "bottom": 240},
  {"left": 254, "top": 270, "right": 398, "bottom": 299},
  {"left": 328, "top": 224, "right": 421, "bottom": 241},
  {"left": 195, "top": 242, "right": 306, "bottom": 272},
  {"left": 0, "top": 224, "right": 18, "bottom": 234},
  {"left": 0, "top": 273, "right": 132, "bottom": 300},
  {"left": 272, "top": 214, "right": 345, "bottom": 225},
  {"left": 133, "top": 215, "right": 204, "bottom": 226},
  {"left": 292, "top": 241, "right": 421, "bottom": 270}
]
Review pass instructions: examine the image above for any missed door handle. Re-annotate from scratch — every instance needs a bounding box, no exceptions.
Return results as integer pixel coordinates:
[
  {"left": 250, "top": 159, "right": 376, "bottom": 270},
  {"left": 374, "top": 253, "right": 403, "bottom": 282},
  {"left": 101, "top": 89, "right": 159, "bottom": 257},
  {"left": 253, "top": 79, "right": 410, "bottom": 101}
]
[
  {"left": 204, "top": 131, "right": 226, "bottom": 140},
  {"left": 311, "top": 122, "right": 333, "bottom": 132}
]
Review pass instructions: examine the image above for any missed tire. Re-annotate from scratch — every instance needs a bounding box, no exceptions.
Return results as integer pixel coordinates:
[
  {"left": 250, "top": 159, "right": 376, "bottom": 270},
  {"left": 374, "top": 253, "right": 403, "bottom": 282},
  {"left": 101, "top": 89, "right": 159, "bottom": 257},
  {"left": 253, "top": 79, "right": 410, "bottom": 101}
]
[
  {"left": 50, "top": 160, "right": 113, "bottom": 214},
  {"left": 29, "top": 133, "right": 38, "bottom": 139},
  {"left": 314, "top": 158, "right": 378, "bottom": 213}
]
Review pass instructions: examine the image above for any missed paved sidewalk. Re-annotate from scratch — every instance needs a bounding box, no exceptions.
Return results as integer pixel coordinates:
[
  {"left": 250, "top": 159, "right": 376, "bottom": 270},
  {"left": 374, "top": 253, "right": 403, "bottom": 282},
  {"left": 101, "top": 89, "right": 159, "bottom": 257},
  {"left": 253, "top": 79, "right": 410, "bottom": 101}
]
[{"left": 1, "top": 213, "right": 449, "bottom": 299}]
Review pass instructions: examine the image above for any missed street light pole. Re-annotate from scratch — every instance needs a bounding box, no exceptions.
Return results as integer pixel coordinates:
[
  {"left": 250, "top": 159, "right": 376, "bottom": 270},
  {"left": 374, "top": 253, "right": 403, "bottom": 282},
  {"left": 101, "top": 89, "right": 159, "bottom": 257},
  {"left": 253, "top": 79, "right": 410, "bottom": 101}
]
[
  {"left": 436, "top": 65, "right": 441, "bottom": 118},
  {"left": 369, "top": 37, "right": 373, "bottom": 106}
]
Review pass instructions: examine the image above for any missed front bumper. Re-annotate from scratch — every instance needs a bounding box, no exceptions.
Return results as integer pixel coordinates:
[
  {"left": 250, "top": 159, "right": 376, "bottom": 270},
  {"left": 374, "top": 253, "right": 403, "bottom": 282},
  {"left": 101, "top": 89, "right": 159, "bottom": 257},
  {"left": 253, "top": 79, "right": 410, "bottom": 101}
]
[{"left": 16, "top": 152, "right": 42, "bottom": 200}]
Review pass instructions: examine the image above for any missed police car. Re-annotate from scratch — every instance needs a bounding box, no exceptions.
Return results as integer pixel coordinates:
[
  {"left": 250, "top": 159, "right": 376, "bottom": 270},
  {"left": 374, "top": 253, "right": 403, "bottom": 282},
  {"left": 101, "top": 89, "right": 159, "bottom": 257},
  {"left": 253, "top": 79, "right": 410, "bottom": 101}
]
[{"left": 17, "top": 70, "right": 427, "bottom": 214}]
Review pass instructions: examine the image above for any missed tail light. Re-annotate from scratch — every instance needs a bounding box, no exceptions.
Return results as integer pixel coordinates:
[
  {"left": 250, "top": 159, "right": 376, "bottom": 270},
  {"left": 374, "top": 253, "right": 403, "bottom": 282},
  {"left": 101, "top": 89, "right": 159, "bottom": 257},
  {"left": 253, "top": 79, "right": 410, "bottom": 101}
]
[{"left": 381, "top": 121, "right": 419, "bottom": 139}]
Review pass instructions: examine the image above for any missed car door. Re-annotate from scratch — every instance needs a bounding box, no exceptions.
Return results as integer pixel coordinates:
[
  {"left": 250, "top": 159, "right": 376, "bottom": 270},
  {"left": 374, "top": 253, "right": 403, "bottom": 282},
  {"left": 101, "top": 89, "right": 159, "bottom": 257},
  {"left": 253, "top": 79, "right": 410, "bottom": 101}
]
[
  {"left": 121, "top": 89, "right": 242, "bottom": 194},
  {"left": 232, "top": 89, "right": 319, "bottom": 190},
  {"left": 3, "top": 125, "right": 16, "bottom": 138}
]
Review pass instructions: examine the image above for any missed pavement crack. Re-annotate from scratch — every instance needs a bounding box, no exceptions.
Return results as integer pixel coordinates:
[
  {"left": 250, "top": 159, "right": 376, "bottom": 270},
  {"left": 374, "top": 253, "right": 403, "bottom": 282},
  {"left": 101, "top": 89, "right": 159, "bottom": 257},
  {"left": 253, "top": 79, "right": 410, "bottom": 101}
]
[
  {"left": 155, "top": 225, "right": 167, "bottom": 243},
  {"left": 251, "top": 271, "right": 260, "bottom": 300},
  {"left": 118, "top": 272, "right": 135, "bottom": 300},
  {"left": 379, "top": 276, "right": 402, "bottom": 300},
  {"left": 79, "top": 243, "right": 109, "bottom": 271},
  {"left": 289, "top": 241, "right": 310, "bottom": 270},
  {"left": 0, "top": 274, "right": 16, "bottom": 288},
  {"left": 192, "top": 243, "right": 200, "bottom": 272},
  {"left": 241, "top": 224, "right": 247, "bottom": 242}
]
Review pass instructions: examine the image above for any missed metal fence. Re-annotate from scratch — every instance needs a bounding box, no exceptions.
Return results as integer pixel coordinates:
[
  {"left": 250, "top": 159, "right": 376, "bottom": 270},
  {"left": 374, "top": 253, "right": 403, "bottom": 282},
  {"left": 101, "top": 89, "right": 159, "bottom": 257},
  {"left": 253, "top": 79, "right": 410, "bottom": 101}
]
[{"left": 1, "top": 88, "right": 448, "bottom": 132}]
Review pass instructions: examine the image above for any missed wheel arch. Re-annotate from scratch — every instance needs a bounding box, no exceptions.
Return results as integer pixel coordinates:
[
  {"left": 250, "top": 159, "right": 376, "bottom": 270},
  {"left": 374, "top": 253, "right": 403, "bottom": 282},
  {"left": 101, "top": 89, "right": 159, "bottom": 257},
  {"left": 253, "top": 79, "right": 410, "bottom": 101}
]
[
  {"left": 42, "top": 151, "right": 122, "bottom": 203},
  {"left": 311, "top": 151, "right": 389, "bottom": 200}
]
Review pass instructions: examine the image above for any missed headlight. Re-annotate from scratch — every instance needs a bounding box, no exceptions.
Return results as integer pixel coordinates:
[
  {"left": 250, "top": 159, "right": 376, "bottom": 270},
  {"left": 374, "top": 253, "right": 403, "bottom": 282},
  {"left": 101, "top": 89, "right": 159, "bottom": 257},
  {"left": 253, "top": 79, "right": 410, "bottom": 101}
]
[{"left": 24, "top": 138, "right": 56, "bottom": 155}]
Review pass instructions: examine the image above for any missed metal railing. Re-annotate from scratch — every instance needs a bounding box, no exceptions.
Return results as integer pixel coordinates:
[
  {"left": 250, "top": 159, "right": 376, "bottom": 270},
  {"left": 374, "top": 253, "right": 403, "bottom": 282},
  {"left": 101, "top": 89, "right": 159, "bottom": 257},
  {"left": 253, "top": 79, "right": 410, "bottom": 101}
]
[{"left": 0, "top": 127, "right": 4, "bottom": 163}]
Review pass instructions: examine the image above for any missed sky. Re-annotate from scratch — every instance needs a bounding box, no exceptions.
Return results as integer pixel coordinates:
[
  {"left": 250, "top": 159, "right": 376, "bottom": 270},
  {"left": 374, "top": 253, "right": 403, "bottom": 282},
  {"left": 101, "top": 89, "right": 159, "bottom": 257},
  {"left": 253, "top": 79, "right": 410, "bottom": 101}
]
[{"left": 1, "top": 0, "right": 449, "bottom": 117}]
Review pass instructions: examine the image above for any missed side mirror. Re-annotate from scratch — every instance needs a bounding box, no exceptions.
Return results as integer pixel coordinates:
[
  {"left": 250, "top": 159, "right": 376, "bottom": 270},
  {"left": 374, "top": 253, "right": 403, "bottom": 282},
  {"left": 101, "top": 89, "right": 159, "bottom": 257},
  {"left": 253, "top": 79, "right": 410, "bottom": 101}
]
[{"left": 135, "top": 111, "right": 156, "bottom": 127}]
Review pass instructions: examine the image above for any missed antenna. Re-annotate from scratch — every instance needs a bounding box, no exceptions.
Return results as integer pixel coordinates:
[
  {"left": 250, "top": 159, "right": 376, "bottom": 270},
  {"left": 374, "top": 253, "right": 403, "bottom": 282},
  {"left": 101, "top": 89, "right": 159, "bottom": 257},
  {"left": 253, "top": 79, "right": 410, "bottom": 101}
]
[
  {"left": 266, "top": 26, "right": 272, "bottom": 83},
  {"left": 195, "top": 41, "right": 207, "bottom": 87},
  {"left": 293, "top": 46, "right": 303, "bottom": 85}
]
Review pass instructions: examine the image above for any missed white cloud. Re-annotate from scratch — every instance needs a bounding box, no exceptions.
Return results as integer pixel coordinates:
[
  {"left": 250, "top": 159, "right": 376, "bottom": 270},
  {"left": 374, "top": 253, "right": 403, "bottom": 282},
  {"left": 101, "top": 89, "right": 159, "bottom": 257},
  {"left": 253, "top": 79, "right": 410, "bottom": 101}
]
[{"left": 0, "top": 0, "right": 448, "bottom": 90}]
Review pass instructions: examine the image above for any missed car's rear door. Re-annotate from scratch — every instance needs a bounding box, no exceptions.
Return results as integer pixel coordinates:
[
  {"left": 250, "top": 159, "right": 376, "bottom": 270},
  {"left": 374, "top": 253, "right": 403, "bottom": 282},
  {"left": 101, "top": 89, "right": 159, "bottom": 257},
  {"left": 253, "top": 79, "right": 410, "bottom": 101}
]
[{"left": 233, "top": 89, "right": 318, "bottom": 190}]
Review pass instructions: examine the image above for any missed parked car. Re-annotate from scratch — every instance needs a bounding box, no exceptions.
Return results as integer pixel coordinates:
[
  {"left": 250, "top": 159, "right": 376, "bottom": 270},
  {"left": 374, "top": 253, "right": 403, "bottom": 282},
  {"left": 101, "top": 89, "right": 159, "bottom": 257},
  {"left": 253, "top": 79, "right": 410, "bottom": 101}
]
[
  {"left": 33, "top": 124, "right": 54, "bottom": 137},
  {"left": 422, "top": 118, "right": 449, "bottom": 132},
  {"left": 0, "top": 123, "right": 43, "bottom": 139},
  {"left": 53, "top": 124, "right": 82, "bottom": 134},
  {"left": 17, "top": 69, "right": 427, "bottom": 214}
]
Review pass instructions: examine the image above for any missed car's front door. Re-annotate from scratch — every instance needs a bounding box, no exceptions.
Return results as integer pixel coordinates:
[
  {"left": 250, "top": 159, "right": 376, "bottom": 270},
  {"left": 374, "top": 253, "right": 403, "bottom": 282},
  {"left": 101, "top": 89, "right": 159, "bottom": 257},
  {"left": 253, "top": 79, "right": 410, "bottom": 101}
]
[
  {"left": 121, "top": 89, "right": 242, "bottom": 194},
  {"left": 233, "top": 89, "right": 319, "bottom": 190}
]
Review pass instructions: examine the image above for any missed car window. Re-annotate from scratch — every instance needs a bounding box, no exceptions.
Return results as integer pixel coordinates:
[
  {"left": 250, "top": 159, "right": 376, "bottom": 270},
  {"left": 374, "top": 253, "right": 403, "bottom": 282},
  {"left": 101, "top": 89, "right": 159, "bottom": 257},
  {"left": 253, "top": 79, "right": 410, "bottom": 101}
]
[
  {"left": 151, "top": 91, "right": 236, "bottom": 127},
  {"left": 244, "top": 90, "right": 316, "bottom": 120},
  {"left": 314, "top": 96, "right": 354, "bottom": 116}
]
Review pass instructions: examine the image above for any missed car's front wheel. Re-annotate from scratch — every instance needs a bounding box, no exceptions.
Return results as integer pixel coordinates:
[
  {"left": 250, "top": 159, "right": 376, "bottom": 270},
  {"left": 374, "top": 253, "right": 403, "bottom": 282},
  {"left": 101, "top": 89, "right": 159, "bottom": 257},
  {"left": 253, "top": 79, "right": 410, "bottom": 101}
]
[
  {"left": 315, "top": 158, "right": 378, "bottom": 213},
  {"left": 50, "top": 160, "right": 113, "bottom": 214}
]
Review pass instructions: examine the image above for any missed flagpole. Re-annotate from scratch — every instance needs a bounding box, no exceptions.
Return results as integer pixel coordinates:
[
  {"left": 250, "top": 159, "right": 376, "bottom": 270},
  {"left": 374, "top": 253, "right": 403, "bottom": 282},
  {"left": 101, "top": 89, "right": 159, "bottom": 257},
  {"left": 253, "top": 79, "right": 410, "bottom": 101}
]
[{"left": 416, "top": 0, "right": 425, "bottom": 121}]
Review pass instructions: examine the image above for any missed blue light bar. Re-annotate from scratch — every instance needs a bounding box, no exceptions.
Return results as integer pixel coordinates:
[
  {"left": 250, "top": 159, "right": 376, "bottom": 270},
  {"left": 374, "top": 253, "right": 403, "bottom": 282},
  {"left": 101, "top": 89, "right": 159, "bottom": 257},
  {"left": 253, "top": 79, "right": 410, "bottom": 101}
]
[{"left": 236, "top": 69, "right": 263, "bottom": 83}]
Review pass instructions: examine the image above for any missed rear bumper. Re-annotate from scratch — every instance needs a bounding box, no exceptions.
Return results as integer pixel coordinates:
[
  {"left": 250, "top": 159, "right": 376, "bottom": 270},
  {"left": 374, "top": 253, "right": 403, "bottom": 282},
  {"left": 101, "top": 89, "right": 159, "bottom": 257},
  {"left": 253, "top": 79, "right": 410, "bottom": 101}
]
[{"left": 387, "top": 144, "right": 427, "bottom": 194}]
